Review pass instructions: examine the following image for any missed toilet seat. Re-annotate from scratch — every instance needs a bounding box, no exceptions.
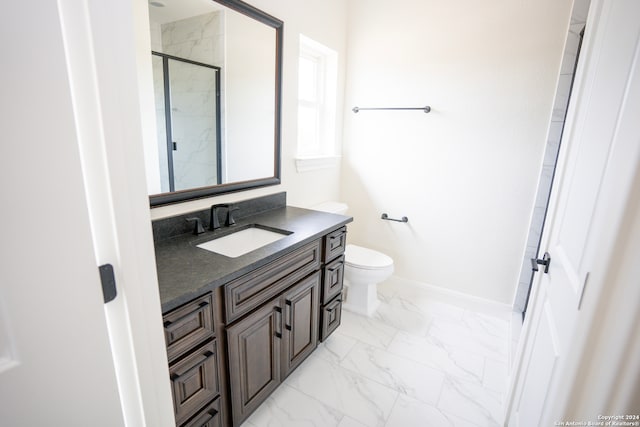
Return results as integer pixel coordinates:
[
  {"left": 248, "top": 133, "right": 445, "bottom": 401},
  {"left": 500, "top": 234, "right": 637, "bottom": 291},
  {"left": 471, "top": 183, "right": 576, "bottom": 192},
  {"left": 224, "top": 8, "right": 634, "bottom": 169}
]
[{"left": 345, "top": 244, "right": 393, "bottom": 270}]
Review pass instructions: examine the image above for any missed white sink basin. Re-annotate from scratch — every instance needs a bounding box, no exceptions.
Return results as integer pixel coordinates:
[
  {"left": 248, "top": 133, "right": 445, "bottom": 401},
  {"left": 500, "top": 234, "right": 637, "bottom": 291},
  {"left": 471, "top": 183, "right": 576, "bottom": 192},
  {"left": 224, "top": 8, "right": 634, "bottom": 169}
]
[{"left": 196, "top": 226, "right": 291, "bottom": 258}]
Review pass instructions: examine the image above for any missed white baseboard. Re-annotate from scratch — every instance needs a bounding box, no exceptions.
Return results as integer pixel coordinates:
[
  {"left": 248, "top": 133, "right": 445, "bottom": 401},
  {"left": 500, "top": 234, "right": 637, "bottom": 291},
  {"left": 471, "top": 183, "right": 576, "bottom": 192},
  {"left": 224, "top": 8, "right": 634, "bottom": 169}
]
[{"left": 387, "top": 275, "right": 514, "bottom": 319}]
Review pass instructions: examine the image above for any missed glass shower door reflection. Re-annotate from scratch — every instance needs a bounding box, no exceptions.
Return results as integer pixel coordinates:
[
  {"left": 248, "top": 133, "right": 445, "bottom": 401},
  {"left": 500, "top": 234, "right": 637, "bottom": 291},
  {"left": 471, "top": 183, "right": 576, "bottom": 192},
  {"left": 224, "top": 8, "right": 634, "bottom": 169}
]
[
  {"left": 152, "top": 53, "right": 221, "bottom": 192},
  {"left": 169, "top": 59, "right": 220, "bottom": 191}
]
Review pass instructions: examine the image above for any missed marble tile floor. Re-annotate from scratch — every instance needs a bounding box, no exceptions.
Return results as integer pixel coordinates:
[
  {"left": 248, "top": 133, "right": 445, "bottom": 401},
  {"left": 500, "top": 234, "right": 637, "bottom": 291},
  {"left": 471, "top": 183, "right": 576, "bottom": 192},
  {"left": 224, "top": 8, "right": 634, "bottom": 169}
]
[{"left": 242, "top": 277, "right": 512, "bottom": 427}]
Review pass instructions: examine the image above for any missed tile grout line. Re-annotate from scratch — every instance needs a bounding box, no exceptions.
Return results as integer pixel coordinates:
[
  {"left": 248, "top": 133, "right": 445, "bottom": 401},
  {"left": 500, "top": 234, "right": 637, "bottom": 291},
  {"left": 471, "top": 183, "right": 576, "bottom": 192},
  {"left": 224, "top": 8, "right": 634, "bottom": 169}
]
[{"left": 382, "top": 391, "right": 402, "bottom": 427}]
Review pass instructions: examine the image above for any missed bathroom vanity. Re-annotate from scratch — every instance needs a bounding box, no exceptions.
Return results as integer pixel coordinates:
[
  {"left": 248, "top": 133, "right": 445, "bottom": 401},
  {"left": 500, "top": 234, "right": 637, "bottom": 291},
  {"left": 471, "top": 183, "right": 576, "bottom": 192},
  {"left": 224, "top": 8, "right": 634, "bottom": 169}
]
[{"left": 153, "top": 193, "right": 351, "bottom": 426}]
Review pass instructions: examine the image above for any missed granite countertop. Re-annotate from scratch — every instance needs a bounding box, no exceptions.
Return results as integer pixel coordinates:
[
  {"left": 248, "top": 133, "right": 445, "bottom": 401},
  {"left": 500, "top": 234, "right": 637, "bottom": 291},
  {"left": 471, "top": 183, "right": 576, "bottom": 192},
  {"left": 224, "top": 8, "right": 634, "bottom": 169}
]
[{"left": 155, "top": 206, "right": 352, "bottom": 313}]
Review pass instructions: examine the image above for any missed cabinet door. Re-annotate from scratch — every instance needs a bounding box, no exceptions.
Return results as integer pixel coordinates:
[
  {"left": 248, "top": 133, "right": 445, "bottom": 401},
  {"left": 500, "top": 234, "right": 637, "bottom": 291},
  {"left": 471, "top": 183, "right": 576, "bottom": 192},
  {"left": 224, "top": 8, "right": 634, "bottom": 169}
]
[
  {"left": 227, "top": 302, "right": 282, "bottom": 426},
  {"left": 282, "top": 272, "right": 320, "bottom": 378}
]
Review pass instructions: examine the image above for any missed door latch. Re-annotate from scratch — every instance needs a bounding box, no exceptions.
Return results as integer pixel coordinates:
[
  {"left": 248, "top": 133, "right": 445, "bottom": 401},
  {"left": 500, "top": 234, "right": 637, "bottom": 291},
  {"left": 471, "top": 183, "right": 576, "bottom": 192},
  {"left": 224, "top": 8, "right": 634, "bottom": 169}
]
[{"left": 531, "top": 252, "right": 551, "bottom": 274}]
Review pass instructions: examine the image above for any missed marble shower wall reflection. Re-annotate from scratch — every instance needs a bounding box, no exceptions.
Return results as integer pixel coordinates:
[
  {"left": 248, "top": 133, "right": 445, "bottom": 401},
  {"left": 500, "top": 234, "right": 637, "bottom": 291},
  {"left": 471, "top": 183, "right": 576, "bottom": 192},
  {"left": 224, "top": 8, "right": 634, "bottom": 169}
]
[{"left": 150, "top": 12, "right": 223, "bottom": 192}]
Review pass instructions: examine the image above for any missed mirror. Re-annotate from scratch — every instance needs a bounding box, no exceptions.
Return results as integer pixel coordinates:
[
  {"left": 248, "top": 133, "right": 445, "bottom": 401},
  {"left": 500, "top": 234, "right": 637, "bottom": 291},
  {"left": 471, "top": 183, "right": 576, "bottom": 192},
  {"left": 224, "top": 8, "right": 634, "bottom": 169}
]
[{"left": 147, "top": 0, "right": 283, "bottom": 206}]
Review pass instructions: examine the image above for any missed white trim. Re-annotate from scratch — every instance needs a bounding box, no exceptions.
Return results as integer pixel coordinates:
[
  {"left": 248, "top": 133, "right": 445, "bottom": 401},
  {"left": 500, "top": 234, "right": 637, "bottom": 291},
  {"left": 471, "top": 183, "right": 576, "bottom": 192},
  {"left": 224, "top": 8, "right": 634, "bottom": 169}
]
[
  {"left": 389, "top": 275, "right": 513, "bottom": 317},
  {"left": 59, "top": 0, "right": 175, "bottom": 425},
  {"left": 295, "top": 155, "right": 342, "bottom": 172}
]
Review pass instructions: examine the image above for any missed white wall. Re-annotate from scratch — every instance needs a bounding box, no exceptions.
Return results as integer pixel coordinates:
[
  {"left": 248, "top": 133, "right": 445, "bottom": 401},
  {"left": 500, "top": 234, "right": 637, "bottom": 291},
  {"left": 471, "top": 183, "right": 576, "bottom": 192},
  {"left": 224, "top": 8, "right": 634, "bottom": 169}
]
[
  {"left": 341, "top": 0, "right": 573, "bottom": 304},
  {"left": 147, "top": 0, "right": 348, "bottom": 219},
  {"left": 225, "top": 10, "right": 276, "bottom": 182}
]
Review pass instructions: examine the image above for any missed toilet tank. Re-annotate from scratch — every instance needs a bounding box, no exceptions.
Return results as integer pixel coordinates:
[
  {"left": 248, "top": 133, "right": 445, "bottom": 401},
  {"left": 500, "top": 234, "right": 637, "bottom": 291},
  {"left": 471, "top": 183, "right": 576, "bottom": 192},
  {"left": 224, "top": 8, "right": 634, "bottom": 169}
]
[{"left": 312, "top": 201, "right": 348, "bottom": 215}]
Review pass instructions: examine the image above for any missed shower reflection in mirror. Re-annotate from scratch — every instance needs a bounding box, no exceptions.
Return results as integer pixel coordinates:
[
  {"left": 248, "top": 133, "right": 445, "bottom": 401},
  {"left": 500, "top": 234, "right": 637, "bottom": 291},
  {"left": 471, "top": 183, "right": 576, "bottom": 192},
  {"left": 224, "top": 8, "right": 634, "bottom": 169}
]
[{"left": 151, "top": 52, "right": 222, "bottom": 193}]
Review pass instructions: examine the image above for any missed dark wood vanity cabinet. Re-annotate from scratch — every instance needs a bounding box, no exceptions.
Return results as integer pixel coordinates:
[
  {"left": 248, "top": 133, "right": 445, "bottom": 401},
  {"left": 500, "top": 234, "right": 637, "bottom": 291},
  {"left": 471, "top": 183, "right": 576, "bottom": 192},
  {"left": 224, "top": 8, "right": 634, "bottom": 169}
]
[
  {"left": 226, "top": 273, "right": 320, "bottom": 425},
  {"left": 224, "top": 229, "right": 345, "bottom": 426},
  {"left": 162, "top": 226, "right": 347, "bottom": 427}
]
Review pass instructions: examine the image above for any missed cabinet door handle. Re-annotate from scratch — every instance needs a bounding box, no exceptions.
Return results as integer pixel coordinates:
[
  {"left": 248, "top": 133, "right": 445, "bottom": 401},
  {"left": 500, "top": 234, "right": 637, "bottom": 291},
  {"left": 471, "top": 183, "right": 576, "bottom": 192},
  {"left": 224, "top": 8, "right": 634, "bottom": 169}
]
[
  {"left": 274, "top": 306, "right": 282, "bottom": 338},
  {"left": 285, "top": 300, "right": 292, "bottom": 331}
]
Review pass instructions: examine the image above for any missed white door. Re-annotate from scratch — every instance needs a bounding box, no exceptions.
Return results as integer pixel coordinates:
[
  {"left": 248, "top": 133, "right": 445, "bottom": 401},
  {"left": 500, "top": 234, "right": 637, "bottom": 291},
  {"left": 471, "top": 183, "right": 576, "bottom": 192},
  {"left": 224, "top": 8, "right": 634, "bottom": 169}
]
[
  {"left": 506, "top": 0, "right": 640, "bottom": 425},
  {"left": 0, "top": 1, "right": 125, "bottom": 426}
]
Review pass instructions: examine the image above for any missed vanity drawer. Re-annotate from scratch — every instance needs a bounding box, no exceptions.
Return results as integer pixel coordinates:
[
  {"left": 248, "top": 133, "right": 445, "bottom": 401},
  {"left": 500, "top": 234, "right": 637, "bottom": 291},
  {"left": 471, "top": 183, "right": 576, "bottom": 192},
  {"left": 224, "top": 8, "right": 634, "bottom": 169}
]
[
  {"left": 224, "top": 239, "right": 322, "bottom": 323},
  {"left": 324, "top": 227, "right": 347, "bottom": 261},
  {"left": 170, "top": 340, "right": 221, "bottom": 426},
  {"left": 322, "top": 255, "right": 344, "bottom": 304},
  {"left": 180, "top": 397, "right": 222, "bottom": 427},
  {"left": 164, "top": 293, "right": 215, "bottom": 364},
  {"left": 320, "top": 295, "right": 342, "bottom": 342}
]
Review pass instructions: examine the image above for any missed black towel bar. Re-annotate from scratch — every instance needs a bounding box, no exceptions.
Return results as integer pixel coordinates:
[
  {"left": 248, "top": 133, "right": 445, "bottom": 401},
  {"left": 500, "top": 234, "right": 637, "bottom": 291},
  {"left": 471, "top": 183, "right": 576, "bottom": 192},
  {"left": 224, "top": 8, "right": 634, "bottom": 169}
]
[
  {"left": 381, "top": 213, "right": 408, "bottom": 223},
  {"left": 352, "top": 106, "right": 431, "bottom": 113}
]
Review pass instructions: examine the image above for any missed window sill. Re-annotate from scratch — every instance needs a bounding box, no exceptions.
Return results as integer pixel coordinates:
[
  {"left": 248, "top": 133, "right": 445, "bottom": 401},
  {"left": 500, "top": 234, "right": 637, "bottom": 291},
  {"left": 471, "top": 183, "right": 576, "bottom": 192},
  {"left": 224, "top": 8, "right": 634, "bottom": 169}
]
[{"left": 295, "top": 155, "right": 341, "bottom": 173}]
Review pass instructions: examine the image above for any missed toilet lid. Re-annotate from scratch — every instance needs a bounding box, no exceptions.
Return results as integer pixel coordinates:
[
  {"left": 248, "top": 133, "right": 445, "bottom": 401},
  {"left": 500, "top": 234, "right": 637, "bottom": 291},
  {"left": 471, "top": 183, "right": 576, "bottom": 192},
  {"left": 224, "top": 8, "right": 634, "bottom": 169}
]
[{"left": 345, "top": 244, "right": 393, "bottom": 270}]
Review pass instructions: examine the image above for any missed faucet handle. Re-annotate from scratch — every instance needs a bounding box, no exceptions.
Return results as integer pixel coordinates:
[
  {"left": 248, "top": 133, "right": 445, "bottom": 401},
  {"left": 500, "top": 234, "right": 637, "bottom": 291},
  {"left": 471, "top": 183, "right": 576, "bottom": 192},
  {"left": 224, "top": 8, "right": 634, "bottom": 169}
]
[
  {"left": 226, "top": 206, "right": 240, "bottom": 226},
  {"left": 186, "top": 217, "right": 205, "bottom": 235}
]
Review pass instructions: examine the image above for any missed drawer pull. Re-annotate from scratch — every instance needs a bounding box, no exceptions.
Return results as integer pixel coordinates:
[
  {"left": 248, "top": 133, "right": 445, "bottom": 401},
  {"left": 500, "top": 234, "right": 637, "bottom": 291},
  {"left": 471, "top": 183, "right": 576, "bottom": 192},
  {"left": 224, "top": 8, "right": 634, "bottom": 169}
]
[
  {"left": 164, "top": 299, "right": 210, "bottom": 329},
  {"left": 326, "top": 299, "right": 342, "bottom": 311},
  {"left": 274, "top": 306, "right": 282, "bottom": 338},
  {"left": 327, "top": 262, "right": 343, "bottom": 272},
  {"left": 207, "top": 408, "right": 218, "bottom": 416},
  {"left": 171, "top": 344, "right": 217, "bottom": 378}
]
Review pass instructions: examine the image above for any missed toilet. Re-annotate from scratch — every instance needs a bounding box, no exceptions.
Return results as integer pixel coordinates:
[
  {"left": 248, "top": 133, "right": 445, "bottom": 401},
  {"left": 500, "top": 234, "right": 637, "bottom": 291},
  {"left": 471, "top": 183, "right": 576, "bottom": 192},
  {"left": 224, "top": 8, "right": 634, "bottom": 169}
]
[{"left": 312, "top": 202, "right": 394, "bottom": 317}]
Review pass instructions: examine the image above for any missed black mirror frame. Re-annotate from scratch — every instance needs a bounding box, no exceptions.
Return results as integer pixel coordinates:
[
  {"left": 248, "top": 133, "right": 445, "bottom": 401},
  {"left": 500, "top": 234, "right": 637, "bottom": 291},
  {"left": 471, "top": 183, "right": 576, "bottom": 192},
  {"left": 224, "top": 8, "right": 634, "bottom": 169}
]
[{"left": 150, "top": 0, "right": 283, "bottom": 207}]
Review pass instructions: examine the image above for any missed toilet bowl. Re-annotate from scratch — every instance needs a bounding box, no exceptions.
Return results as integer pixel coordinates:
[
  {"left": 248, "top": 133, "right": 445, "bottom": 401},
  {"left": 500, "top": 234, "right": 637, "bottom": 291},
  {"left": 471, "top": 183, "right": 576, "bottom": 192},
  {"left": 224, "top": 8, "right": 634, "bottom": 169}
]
[
  {"left": 312, "top": 202, "right": 394, "bottom": 317},
  {"left": 343, "top": 244, "right": 394, "bottom": 316}
]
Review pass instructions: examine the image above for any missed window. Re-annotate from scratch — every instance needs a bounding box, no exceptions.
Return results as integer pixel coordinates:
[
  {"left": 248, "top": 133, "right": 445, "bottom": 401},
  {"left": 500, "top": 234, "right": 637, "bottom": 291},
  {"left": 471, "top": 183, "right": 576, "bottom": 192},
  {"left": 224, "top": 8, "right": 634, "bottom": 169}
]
[{"left": 296, "top": 35, "right": 339, "bottom": 171}]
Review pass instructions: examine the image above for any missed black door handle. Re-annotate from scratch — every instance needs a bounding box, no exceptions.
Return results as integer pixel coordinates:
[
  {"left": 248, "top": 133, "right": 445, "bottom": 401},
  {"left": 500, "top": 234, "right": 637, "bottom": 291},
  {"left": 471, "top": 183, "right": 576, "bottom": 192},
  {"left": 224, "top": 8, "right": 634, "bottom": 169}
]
[{"left": 531, "top": 252, "right": 551, "bottom": 273}]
